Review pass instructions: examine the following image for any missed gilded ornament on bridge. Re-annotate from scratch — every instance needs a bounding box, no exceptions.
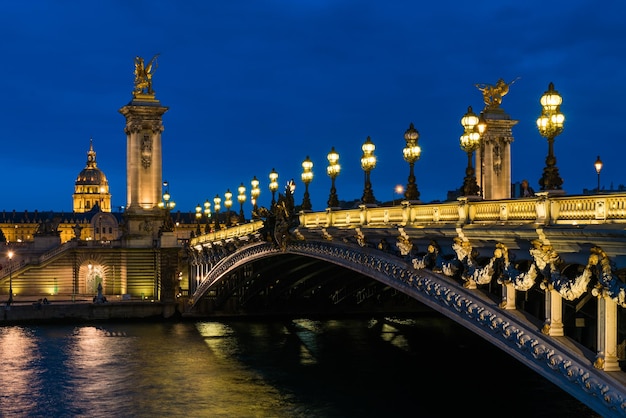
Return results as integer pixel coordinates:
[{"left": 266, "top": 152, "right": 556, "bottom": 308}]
[
  {"left": 254, "top": 179, "right": 300, "bottom": 250},
  {"left": 475, "top": 77, "right": 518, "bottom": 110},
  {"left": 133, "top": 54, "right": 159, "bottom": 98}
]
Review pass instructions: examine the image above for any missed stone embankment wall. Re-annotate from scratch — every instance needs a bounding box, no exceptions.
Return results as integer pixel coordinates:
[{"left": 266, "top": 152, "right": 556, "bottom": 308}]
[{"left": 0, "top": 302, "right": 178, "bottom": 325}]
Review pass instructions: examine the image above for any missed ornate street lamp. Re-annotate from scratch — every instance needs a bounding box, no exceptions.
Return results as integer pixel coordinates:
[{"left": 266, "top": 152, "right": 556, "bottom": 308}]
[
  {"left": 301, "top": 156, "right": 313, "bottom": 211},
  {"left": 213, "top": 194, "right": 221, "bottom": 230},
  {"left": 224, "top": 189, "right": 233, "bottom": 226},
  {"left": 402, "top": 123, "right": 421, "bottom": 201},
  {"left": 327, "top": 147, "right": 341, "bottom": 208},
  {"left": 7, "top": 250, "right": 13, "bottom": 305},
  {"left": 269, "top": 168, "right": 279, "bottom": 207},
  {"left": 238, "top": 183, "right": 246, "bottom": 223},
  {"left": 536, "top": 82, "right": 565, "bottom": 191},
  {"left": 594, "top": 156, "right": 603, "bottom": 193},
  {"left": 459, "top": 106, "right": 486, "bottom": 197},
  {"left": 195, "top": 203, "right": 202, "bottom": 236},
  {"left": 158, "top": 180, "right": 176, "bottom": 210},
  {"left": 251, "top": 176, "right": 260, "bottom": 217},
  {"left": 203, "top": 199, "right": 211, "bottom": 233},
  {"left": 360, "top": 136, "right": 377, "bottom": 204}
]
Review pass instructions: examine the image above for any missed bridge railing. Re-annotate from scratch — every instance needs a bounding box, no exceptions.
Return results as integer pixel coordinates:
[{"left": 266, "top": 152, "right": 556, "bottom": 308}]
[
  {"left": 301, "top": 193, "right": 626, "bottom": 229},
  {"left": 191, "top": 220, "right": 265, "bottom": 246},
  {"left": 190, "top": 192, "right": 626, "bottom": 246}
]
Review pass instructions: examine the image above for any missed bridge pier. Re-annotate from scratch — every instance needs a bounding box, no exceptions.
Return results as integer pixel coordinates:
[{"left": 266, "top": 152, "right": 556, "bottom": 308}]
[{"left": 543, "top": 288, "right": 564, "bottom": 336}]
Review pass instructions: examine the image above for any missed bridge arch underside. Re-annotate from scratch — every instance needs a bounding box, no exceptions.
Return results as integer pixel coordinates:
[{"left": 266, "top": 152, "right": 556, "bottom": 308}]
[
  {"left": 193, "top": 252, "right": 428, "bottom": 316},
  {"left": 190, "top": 240, "right": 626, "bottom": 416}
]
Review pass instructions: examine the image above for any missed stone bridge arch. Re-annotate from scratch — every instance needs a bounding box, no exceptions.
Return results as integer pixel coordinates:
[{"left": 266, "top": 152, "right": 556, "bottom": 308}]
[{"left": 187, "top": 239, "right": 626, "bottom": 416}]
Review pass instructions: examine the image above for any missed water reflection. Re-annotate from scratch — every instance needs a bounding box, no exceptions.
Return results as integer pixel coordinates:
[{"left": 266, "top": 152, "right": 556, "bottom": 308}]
[
  {"left": 0, "top": 327, "right": 42, "bottom": 416},
  {"left": 65, "top": 327, "right": 135, "bottom": 415},
  {"left": 0, "top": 318, "right": 601, "bottom": 418}
]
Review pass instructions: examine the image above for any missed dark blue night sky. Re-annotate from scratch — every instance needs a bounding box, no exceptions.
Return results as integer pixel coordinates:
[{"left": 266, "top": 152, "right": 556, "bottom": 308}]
[{"left": 0, "top": 1, "right": 624, "bottom": 214}]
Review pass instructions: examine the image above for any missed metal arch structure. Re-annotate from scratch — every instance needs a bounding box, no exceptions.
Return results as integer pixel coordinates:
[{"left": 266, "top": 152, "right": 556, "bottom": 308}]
[{"left": 188, "top": 239, "right": 626, "bottom": 417}]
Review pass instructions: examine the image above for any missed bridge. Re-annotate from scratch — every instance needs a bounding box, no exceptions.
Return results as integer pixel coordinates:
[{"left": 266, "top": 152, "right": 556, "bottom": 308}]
[{"left": 185, "top": 192, "right": 626, "bottom": 417}]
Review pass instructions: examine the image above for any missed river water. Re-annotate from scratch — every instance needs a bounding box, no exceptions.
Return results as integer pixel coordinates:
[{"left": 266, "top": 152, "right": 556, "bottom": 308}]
[{"left": 0, "top": 314, "right": 598, "bottom": 418}]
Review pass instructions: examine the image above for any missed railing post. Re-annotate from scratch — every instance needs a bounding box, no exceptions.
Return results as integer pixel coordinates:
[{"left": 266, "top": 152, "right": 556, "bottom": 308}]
[
  {"left": 359, "top": 204, "right": 368, "bottom": 226},
  {"left": 499, "top": 203, "right": 508, "bottom": 221},
  {"left": 595, "top": 198, "right": 607, "bottom": 221},
  {"left": 594, "top": 292, "right": 621, "bottom": 371},
  {"left": 542, "top": 287, "right": 564, "bottom": 336},
  {"left": 325, "top": 208, "right": 333, "bottom": 228},
  {"left": 401, "top": 200, "right": 411, "bottom": 225},
  {"left": 535, "top": 192, "right": 550, "bottom": 225},
  {"left": 457, "top": 197, "right": 469, "bottom": 224}
]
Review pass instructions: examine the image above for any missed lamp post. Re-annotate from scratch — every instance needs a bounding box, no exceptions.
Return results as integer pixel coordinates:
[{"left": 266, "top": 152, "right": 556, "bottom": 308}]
[
  {"left": 360, "top": 136, "right": 377, "bottom": 205},
  {"left": 536, "top": 82, "right": 565, "bottom": 192},
  {"left": 224, "top": 189, "right": 233, "bottom": 226},
  {"left": 213, "top": 195, "right": 221, "bottom": 230},
  {"left": 301, "top": 156, "right": 313, "bottom": 211},
  {"left": 327, "top": 147, "right": 341, "bottom": 208},
  {"left": 7, "top": 250, "right": 13, "bottom": 305},
  {"left": 203, "top": 200, "right": 211, "bottom": 233},
  {"left": 459, "top": 106, "right": 486, "bottom": 197},
  {"left": 595, "top": 155, "right": 603, "bottom": 193},
  {"left": 158, "top": 180, "right": 176, "bottom": 210},
  {"left": 402, "top": 123, "right": 421, "bottom": 201},
  {"left": 269, "top": 168, "right": 279, "bottom": 208},
  {"left": 251, "top": 176, "right": 260, "bottom": 217},
  {"left": 195, "top": 203, "right": 202, "bottom": 236},
  {"left": 238, "top": 183, "right": 246, "bottom": 223}
]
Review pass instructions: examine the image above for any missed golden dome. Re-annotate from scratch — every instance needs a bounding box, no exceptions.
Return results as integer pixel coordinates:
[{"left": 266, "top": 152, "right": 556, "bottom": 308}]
[
  {"left": 73, "top": 139, "right": 111, "bottom": 213},
  {"left": 76, "top": 167, "right": 108, "bottom": 186}
]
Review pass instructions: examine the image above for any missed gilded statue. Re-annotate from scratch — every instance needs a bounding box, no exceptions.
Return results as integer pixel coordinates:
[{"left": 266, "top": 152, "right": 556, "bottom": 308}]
[
  {"left": 133, "top": 54, "right": 159, "bottom": 96},
  {"left": 475, "top": 77, "right": 519, "bottom": 109}
]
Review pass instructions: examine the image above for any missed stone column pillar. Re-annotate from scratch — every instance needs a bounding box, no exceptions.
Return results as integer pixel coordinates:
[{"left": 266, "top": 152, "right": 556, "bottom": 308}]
[
  {"left": 500, "top": 282, "right": 516, "bottom": 309},
  {"left": 595, "top": 293, "right": 621, "bottom": 371},
  {"left": 119, "top": 97, "right": 169, "bottom": 247},
  {"left": 542, "top": 287, "right": 564, "bottom": 336}
]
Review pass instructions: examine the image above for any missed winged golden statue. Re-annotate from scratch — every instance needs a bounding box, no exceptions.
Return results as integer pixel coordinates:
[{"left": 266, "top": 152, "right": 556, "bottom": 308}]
[
  {"left": 133, "top": 54, "right": 159, "bottom": 97},
  {"left": 475, "top": 77, "right": 519, "bottom": 109}
]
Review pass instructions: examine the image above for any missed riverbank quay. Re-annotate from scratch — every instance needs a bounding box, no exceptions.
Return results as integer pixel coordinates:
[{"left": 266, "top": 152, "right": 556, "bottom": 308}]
[{"left": 0, "top": 296, "right": 180, "bottom": 325}]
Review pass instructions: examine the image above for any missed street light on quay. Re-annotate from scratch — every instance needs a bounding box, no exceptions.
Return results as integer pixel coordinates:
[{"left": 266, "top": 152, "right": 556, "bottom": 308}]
[
  {"left": 360, "top": 136, "right": 377, "bottom": 205},
  {"left": 203, "top": 199, "right": 211, "bottom": 233},
  {"left": 195, "top": 203, "right": 202, "bottom": 236},
  {"left": 536, "top": 82, "right": 565, "bottom": 192},
  {"left": 402, "top": 122, "right": 421, "bottom": 202},
  {"left": 459, "top": 106, "right": 486, "bottom": 198},
  {"left": 238, "top": 183, "right": 246, "bottom": 223},
  {"left": 326, "top": 146, "right": 341, "bottom": 208},
  {"left": 269, "top": 168, "right": 279, "bottom": 207},
  {"left": 301, "top": 156, "right": 313, "bottom": 211},
  {"left": 213, "top": 194, "right": 221, "bottom": 231},
  {"left": 224, "top": 189, "right": 233, "bottom": 227},
  {"left": 7, "top": 250, "right": 13, "bottom": 305},
  {"left": 251, "top": 176, "right": 260, "bottom": 217},
  {"left": 594, "top": 155, "right": 603, "bottom": 193}
]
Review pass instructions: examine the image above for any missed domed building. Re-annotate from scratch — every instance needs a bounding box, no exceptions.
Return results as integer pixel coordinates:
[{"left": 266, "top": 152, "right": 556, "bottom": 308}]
[{"left": 73, "top": 139, "right": 111, "bottom": 213}]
